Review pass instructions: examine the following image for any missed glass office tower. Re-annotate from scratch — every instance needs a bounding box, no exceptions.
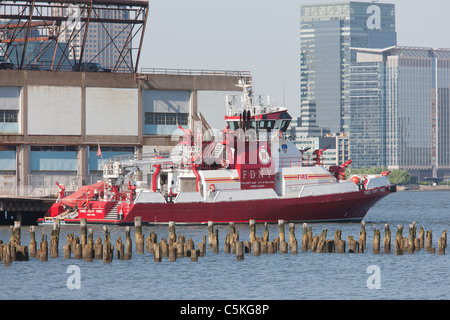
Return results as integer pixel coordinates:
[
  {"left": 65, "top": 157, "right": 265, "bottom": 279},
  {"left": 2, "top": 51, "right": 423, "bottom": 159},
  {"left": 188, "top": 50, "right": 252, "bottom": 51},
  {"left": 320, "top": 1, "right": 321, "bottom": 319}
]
[
  {"left": 350, "top": 47, "right": 450, "bottom": 179},
  {"left": 349, "top": 60, "right": 386, "bottom": 168},
  {"left": 300, "top": 1, "right": 396, "bottom": 134}
]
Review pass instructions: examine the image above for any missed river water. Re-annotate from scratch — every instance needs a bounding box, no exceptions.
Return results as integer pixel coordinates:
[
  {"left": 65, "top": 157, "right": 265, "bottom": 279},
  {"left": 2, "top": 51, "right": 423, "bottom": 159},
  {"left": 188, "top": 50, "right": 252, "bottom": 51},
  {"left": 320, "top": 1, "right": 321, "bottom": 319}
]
[{"left": 0, "top": 191, "right": 449, "bottom": 302}]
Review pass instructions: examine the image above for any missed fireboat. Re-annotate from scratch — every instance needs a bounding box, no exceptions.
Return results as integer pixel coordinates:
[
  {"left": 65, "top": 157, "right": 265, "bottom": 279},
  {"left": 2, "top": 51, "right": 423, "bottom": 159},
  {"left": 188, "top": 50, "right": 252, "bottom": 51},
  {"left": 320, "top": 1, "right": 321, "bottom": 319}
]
[{"left": 39, "top": 80, "right": 395, "bottom": 225}]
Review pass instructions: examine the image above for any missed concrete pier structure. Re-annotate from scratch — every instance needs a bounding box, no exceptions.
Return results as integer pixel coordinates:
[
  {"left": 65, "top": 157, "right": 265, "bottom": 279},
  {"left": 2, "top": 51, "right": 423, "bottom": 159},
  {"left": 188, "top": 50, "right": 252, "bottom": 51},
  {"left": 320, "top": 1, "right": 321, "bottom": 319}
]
[{"left": 0, "top": 69, "right": 251, "bottom": 197}]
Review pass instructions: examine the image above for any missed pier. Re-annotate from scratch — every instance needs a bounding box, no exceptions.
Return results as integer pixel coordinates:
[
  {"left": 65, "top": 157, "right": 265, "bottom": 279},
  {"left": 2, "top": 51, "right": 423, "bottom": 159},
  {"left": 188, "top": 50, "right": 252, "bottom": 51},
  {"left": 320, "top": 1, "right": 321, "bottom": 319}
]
[
  {"left": 0, "top": 218, "right": 447, "bottom": 265},
  {"left": 0, "top": 196, "right": 54, "bottom": 225}
]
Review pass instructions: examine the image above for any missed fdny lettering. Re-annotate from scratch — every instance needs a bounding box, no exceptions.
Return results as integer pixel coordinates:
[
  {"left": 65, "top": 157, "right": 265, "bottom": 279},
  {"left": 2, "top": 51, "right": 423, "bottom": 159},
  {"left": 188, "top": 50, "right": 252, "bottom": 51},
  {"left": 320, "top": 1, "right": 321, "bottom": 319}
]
[
  {"left": 242, "top": 169, "right": 271, "bottom": 180},
  {"left": 298, "top": 174, "right": 308, "bottom": 180}
]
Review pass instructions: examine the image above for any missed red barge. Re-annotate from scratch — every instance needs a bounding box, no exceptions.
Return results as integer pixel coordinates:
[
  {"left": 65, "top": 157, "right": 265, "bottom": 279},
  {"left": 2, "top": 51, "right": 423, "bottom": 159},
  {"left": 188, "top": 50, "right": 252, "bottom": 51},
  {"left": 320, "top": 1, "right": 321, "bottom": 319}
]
[{"left": 39, "top": 80, "right": 395, "bottom": 225}]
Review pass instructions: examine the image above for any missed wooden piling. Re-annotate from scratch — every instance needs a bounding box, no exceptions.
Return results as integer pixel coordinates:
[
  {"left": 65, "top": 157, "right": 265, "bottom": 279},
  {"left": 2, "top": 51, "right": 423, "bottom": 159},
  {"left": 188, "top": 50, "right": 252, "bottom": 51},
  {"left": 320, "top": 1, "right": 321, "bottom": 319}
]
[
  {"left": 74, "top": 243, "right": 82, "bottom": 259},
  {"left": 267, "top": 241, "right": 275, "bottom": 254},
  {"left": 395, "top": 225, "right": 404, "bottom": 253},
  {"left": 394, "top": 238, "right": 403, "bottom": 255},
  {"left": 280, "top": 241, "right": 288, "bottom": 254},
  {"left": 11, "top": 220, "right": 21, "bottom": 245},
  {"left": 384, "top": 224, "right": 391, "bottom": 254},
  {"left": 134, "top": 217, "right": 144, "bottom": 254},
  {"left": 154, "top": 243, "right": 162, "bottom": 262},
  {"left": 262, "top": 223, "right": 269, "bottom": 242},
  {"left": 260, "top": 240, "right": 268, "bottom": 254},
  {"left": 407, "top": 223, "right": 416, "bottom": 253},
  {"left": 190, "top": 247, "right": 198, "bottom": 262},
  {"left": 116, "top": 237, "right": 125, "bottom": 260},
  {"left": 86, "top": 244, "right": 94, "bottom": 262},
  {"left": 176, "top": 241, "right": 185, "bottom": 258},
  {"left": 442, "top": 229, "right": 447, "bottom": 249},
  {"left": 438, "top": 230, "right": 446, "bottom": 255},
  {"left": 102, "top": 242, "right": 113, "bottom": 263},
  {"left": 50, "top": 220, "right": 60, "bottom": 258},
  {"left": 125, "top": 227, "right": 132, "bottom": 259},
  {"left": 307, "top": 227, "right": 313, "bottom": 250},
  {"left": 213, "top": 229, "right": 219, "bottom": 253},
  {"left": 316, "top": 229, "right": 327, "bottom": 253},
  {"left": 348, "top": 236, "right": 357, "bottom": 253},
  {"left": 373, "top": 227, "right": 380, "bottom": 254},
  {"left": 207, "top": 221, "right": 214, "bottom": 248},
  {"left": 94, "top": 237, "right": 103, "bottom": 259},
  {"left": 419, "top": 227, "right": 425, "bottom": 249},
  {"left": 40, "top": 237, "right": 48, "bottom": 262},
  {"left": 360, "top": 221, "right": 366, "bottom": 251},
  {"left": 278, "top": 220, "right": 285, "bottom": 244},
  {"left": 198, "top": 241, "right": 206, "bottom": 257},
  {"left": 169, "top": 245, "right": 176, "bottom": 262},
  {"left": 236, "top": 241, "right": 244, "bottom": 260},
  {"left": 63, "top": 244, "right": 71, "bottom": 259},
  {"left": 337, "top": 239, "right": 346, "bottom": 253},
  {"left": 3, "top": 244, "right": 12, "bottom": 264},
  {"left": 252, "top": 240, "right": 261, "bottom": 256},
  {"left": 357, "top": 238, "right": 364, "bottom": 253},
  {"left": 302, "top": 223, "right": 309, "bottom": 252},
  {"left": 146, "top": 231, "right": 157, "bottom": 253},
  {"left": 426, "top": 230, "right": 433, "bottom": 252},
  {"left": 288, "top": 223, "right": 297, "bottom": 254},
  {"left": 290, "top": 238, "right": 298, "bottom": 254},
  {"left": 80, "top": 219, "right": 87, "bottom": 246},
  {"left": 311, "top": 235, "right": 319, "bottom": 252},
  {"left": 249, "top": 220, "right": 256, "bottom": 242},
  {"left": 334, "top": 229, "right": 342, "bottom": 251},
  {"left": 29, "top": 226, "right": 37, "bottom": 258},
  {"left": 160, "top": 238, "right": 169, "bottom": 257},
  {"left": 224, "top": 234, "right": 231, "bottom": 254}
]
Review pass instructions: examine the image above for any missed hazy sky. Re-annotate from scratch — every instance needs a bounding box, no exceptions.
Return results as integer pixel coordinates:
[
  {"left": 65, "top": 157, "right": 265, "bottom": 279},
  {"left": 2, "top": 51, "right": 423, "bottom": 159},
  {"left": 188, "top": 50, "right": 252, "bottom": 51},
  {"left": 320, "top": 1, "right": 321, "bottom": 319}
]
[{"left": 140, "top": 0, "right": 450, "bottom": 127}]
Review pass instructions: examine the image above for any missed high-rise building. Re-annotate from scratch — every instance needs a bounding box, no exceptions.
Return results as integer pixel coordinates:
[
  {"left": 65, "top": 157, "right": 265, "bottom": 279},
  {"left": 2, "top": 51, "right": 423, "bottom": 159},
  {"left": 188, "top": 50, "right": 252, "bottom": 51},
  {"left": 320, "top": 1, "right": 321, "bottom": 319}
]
[
  {"left": 350, "top": 47, "right": 450, "bottom": 179},
  {"left": 56, "top": 4, "right": 132, "bottom": 70},
  {"left": 300, "top": 1, "right": 397, "bottom": 133}
]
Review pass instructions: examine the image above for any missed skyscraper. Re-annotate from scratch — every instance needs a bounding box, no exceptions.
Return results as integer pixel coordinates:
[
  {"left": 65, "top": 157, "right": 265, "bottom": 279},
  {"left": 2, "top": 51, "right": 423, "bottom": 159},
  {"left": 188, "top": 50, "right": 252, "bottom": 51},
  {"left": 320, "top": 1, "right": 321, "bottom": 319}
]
[
  {"left": 350, "top": 47, "right": 450, "bottom": 179},
  {"left": 56, "top": 4, "right": 132, "bottom": 70},
  {"left": 300, "top": 1, "right": 397, "bottom": 133}
]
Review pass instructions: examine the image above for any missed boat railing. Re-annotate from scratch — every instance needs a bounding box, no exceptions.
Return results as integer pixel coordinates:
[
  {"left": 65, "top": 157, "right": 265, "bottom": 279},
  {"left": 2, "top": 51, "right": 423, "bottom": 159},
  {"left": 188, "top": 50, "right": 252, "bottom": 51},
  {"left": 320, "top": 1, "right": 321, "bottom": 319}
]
[{"left": 278, "top": 156, "right": 316, "bottom": 168}]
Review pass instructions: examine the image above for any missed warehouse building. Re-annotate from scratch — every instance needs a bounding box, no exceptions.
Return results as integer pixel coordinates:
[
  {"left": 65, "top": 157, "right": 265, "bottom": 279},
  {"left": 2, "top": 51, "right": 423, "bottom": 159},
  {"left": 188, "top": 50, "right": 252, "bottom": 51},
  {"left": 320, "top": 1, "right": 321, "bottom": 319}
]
[{"left": 0, "top": 69, "right": 250, "bottom": 195}]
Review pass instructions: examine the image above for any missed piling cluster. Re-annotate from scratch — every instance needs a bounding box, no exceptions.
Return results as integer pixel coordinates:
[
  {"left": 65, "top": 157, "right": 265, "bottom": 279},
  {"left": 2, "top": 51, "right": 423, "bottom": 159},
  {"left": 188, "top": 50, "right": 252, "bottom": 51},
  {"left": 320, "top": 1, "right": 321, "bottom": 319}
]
[{"left": 0, "top": 218, "right": 447, "bottom": 265}]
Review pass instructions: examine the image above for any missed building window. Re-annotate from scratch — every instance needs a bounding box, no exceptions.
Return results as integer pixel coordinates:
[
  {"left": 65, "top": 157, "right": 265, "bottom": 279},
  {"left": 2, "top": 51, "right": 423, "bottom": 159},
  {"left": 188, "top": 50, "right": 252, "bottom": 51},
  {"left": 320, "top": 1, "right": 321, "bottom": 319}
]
[
  {"left": 145, "top": 112, "right": 188, "bottom": 126},
  {"left": 30, "top": 146, "right": 78, "bottom": 152},
  {"left": 0, "top": 110, "right": 18, "bottom": 123}
]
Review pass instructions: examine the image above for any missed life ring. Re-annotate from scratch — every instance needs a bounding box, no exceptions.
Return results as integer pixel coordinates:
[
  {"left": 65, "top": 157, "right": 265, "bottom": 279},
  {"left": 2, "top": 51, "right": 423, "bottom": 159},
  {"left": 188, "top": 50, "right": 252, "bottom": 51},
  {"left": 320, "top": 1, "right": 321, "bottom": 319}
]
[
  {"left": 81, "top": 201, "right": 89, "bottom": 208},
  {"left": 278, "top": 130, "right": 283, "bottom": 139},
  {"left": 209, "top": 184, "right": 216, "bottom": 193},
  {"left": 221, "top": 159, "right": 227, "bottom": 168}
]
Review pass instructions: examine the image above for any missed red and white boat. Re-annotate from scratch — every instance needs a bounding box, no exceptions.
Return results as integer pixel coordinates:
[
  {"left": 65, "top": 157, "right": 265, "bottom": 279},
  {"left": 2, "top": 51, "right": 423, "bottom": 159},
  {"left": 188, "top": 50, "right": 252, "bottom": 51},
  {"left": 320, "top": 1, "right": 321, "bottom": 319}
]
[{"left": 39, "top": 80, "right": 395, "bottom": 225}]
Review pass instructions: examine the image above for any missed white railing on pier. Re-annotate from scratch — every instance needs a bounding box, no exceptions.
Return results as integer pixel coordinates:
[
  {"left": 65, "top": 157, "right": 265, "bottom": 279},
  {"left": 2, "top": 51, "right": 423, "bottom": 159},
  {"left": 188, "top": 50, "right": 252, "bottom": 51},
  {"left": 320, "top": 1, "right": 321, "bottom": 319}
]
[{"left": 139, "top": 68, "right": 251, "bottom": 78}]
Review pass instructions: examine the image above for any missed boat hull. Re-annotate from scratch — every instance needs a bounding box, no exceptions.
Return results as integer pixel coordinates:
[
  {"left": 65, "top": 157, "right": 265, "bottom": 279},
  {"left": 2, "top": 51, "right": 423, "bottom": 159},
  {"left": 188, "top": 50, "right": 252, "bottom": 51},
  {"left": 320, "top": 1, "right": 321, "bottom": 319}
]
[{"left": 42, "top": 186, "right": 393, "bottom": 225}]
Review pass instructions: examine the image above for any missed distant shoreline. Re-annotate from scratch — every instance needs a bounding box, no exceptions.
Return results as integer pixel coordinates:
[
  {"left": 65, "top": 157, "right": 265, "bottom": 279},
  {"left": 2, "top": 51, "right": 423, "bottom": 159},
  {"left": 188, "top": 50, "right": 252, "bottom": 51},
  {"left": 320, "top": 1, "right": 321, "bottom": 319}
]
[{"left": 397, "top": 185, "right": 450, "bottom": 191}]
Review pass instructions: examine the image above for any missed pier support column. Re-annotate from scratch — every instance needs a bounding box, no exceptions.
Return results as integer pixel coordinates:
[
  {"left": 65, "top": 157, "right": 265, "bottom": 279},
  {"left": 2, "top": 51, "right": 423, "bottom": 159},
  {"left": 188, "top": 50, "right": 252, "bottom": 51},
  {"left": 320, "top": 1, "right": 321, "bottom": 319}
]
[
  {"left": 17, "top": 145, "right": 30, "bottom": 190},
  {"left": 78, "top": 146, "right": 88, "bottom": 186}
]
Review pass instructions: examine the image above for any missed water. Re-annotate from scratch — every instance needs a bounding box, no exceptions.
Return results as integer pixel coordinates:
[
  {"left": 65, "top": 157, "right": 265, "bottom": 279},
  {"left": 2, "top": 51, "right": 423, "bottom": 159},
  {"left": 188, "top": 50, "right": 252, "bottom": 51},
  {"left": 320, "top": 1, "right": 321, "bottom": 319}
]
[{"left": 0, "top": 191, "right": 449, "bottom": 301}]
